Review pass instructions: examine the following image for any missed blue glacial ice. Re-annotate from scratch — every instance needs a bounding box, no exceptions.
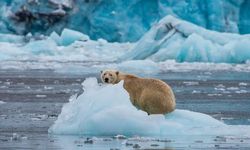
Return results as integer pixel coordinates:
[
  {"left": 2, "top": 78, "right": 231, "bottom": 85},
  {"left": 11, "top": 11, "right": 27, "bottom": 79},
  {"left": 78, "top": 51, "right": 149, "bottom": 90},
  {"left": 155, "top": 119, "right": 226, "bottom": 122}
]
[
  {"left": 120, "top": 16, "right": 250, "bottom": 63},
  {"left": 1, "top": 21, "right": 250, "bottom": 71},
  {"left": 0, "top": 15, "right": 250, "bottom": 70},
  {"left": 0, "top": 0, "right": 250, "bottom": 42},
  {"left": 50, "top": 29, "right": 89, "bottom": 46},
  {"left": 49, "top": 78, "right": 250, "bottom": 136}
]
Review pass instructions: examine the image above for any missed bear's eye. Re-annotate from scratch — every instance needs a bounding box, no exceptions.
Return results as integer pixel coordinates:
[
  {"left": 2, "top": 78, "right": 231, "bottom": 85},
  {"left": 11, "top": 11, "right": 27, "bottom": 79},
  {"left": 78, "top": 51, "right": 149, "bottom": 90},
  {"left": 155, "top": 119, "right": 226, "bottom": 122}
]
[
  {"left": 104, "top": 73, "right": 106, "bottom": 75},
  {"left": 110, "top": 74, "right": 112, "bottom": 76}
]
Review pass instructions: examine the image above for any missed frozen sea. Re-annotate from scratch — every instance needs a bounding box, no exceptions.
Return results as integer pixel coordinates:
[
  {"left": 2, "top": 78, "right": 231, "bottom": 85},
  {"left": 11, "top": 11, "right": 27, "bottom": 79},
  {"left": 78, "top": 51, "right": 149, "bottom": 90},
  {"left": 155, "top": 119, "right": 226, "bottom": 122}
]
[{"left": 0, "top": 63, "right": 250, "bottom": 149}]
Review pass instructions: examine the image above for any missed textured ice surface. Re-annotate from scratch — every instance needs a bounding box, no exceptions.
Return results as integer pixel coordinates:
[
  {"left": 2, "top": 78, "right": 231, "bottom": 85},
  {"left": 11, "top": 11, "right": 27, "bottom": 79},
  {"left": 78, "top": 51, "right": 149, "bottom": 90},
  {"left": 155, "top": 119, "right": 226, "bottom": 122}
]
[
  {"left": 0, "top": 16, "right": 250, "bottom": 70},
  {"left": 50, "top": 29, "right": 90, "bottom": 46},
  {"left": 0, "top": 29, "right": 132, "bottom": 61},
  {"left": 49, "top": 78, "right": 250, "bottom": 136},
  {"left": 121, "top": 16, "right": 250, "bottom": 63},
  {"left": 0, "top": 0, "right": 250, "bottom": 42},
  {"left": 0, "top": 33, "right": 24, "bottom": 43}
]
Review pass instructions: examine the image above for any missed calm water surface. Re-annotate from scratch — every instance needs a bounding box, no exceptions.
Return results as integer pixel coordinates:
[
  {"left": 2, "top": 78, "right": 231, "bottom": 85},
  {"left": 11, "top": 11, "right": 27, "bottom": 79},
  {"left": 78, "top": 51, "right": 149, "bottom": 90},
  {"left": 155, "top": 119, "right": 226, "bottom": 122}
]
[{"left": 0, "top": 69, "right": 250, "bottom": 149}]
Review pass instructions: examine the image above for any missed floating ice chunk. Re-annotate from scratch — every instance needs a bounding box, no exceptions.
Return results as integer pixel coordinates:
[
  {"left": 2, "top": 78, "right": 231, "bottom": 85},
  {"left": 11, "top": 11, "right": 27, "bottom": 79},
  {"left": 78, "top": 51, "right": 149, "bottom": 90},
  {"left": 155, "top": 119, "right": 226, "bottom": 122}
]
[
  {"left": 192, "top": 90, "right": 201, "bottom": 94},
  {"left": 239, "top": 82, "right": 247, "bottom": 86},
  {"left": 183, "top": 81, "right": 199, "bottom": 86},
  {"left": 35, "top": 94, "right": 47, "bottom": 98},
  {"left": 49, "top": 78, "right": 250, "bottom": 136},
  {"left": 0, "top": 101, "right": 5, "bottom": 105},
  {"left": 61, "top": 29, "right": 89, "bottom": 46},
  {"left": 49, "top": 32, "right": 61, "bottom": 45},
  {"left": 10, "top": 133, "right": 27, "bottom": 141},
  {"left": 235, "top": 90, "right": 247, "bottom": 94},
  {"left": 227, "top": 87, "right": 239, "bottom": 90},
  {"left": 11, "top": 133, "right": 20, "bottom": 141},
  {"left": 49, "top": 29, "right": 90, "bottom": 46}
]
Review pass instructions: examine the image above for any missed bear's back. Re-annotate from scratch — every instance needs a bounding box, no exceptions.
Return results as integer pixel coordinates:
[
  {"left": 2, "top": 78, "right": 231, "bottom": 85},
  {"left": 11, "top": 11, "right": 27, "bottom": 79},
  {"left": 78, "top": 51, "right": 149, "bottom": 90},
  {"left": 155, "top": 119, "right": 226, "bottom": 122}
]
[{"left": 123, "top": 75, "right": 172, "bottom": 96}]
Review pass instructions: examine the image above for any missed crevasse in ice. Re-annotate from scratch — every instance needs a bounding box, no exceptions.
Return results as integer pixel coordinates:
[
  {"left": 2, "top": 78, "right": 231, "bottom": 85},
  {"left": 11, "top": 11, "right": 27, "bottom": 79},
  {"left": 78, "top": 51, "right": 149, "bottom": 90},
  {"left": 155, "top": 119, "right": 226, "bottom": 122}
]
[
  {"left": 49, "top": 78, "right": 250, "bottom": 136},
  {"left": 0, "top": 0, "right": 250, "bottom": 42}
]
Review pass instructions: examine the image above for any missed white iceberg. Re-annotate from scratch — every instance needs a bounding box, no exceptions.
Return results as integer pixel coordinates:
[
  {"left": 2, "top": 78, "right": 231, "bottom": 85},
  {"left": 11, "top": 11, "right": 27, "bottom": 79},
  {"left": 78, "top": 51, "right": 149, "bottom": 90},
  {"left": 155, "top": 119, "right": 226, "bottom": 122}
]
[
  {"left": 0, "top": 101, "right": 6, "bottom": 105},
  {"left": 50, "top": 28, "right": 90, "bottom": 46},
  {"left": 120, "top": 15, "right": 250, "bottom": 63},
  {"left": 49, "top": 78, "right": 250, "bottom": 136}
]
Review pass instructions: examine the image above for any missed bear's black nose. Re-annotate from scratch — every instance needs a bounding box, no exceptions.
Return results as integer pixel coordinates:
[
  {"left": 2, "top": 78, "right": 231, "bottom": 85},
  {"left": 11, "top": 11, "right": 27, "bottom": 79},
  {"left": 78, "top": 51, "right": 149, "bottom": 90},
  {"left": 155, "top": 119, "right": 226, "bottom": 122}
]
[{"left": 105, "top": 78, "right": 109, "bottom": 82}]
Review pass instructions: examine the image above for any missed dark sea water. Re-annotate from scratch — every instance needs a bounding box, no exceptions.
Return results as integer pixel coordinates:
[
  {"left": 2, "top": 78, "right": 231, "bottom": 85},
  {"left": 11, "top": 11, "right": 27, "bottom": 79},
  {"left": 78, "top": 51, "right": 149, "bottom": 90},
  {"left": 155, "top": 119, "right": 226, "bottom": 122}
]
[{"left": 0, "top": 69, "right": 250, "bottom": 149}]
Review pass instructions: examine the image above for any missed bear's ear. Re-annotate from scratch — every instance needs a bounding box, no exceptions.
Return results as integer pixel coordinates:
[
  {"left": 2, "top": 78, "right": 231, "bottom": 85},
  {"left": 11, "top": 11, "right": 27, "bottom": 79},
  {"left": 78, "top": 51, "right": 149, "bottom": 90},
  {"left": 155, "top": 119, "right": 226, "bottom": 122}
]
[
  {"left": 116, "top": 71, "right": 119, "bottom": 75},
  {"left": 100, "top": 70, "right": 103, "bottom": 74}
]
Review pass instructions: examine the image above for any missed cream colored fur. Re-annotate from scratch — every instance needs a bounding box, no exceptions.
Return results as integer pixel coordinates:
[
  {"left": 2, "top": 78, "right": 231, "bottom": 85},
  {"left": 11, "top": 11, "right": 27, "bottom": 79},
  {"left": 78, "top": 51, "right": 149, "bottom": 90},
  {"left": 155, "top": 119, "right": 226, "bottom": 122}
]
[{"left": 101, "top": 69, "right": 176, "bottom": 115}]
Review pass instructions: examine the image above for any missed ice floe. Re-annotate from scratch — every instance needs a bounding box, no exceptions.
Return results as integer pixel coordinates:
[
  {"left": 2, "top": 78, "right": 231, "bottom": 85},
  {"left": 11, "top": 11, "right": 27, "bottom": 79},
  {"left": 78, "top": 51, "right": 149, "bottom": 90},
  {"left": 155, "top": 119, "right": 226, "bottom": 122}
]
[{"left": 49, "top": 78, "right": 250, "bottom": 136}]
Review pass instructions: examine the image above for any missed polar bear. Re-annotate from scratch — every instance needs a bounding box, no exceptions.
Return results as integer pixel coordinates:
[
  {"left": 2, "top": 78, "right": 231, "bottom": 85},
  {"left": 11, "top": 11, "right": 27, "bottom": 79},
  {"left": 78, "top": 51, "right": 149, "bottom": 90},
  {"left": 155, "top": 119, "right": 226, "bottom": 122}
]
[{"left": 101, "top": 69, "right": 176, "bottom": 115}]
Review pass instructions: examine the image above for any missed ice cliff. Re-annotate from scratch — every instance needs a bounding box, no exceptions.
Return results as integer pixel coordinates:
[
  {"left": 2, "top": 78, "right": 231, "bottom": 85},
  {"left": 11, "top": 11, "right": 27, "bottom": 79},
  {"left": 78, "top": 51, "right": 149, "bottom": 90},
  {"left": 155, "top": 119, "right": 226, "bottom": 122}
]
[{"left": 0, "top": 0, "right": 250, "bottom": 42}]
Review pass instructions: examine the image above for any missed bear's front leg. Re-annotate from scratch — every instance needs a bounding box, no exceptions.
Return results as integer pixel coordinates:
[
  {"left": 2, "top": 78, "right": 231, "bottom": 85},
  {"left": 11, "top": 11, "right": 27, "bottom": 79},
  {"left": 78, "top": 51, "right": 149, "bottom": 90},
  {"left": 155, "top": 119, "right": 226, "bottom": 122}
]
[
  {"left": 129, "top": 98, "right": 136, "bottom": 106},
  {"left": 130, "top": 98, "right": 141, "bottom": 110}
]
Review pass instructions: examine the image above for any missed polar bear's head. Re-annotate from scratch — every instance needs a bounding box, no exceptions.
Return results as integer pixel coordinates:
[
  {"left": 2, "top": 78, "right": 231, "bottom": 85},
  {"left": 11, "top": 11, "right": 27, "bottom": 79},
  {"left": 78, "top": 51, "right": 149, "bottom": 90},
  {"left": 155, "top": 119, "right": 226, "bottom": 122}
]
[{"left": 100, "top": 69, "right": 119, "bottom": 84}]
